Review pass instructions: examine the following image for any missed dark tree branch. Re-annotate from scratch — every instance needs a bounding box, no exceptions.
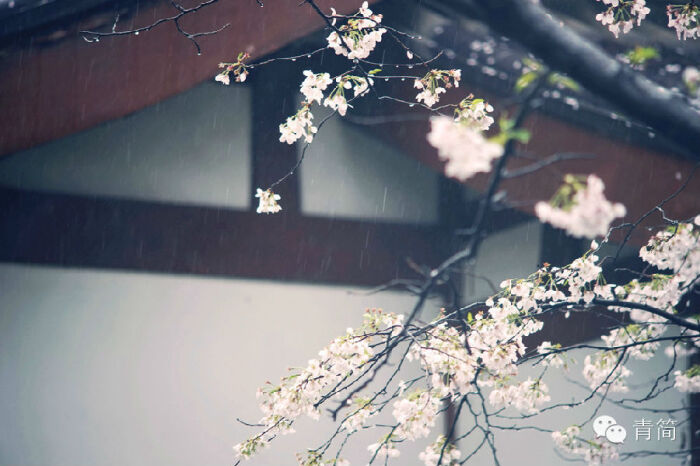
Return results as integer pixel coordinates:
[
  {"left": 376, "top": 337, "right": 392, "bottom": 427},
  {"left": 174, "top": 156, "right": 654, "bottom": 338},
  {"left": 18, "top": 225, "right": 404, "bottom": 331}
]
[
  {"left": 79, "top": 0, "right": 240, "bottom": 53},
  {"left": 502, "top": 152, "right": 597, "bottom": 179},
  {"left": 450, "top": 0, "right": 700, "bottom": 158}
]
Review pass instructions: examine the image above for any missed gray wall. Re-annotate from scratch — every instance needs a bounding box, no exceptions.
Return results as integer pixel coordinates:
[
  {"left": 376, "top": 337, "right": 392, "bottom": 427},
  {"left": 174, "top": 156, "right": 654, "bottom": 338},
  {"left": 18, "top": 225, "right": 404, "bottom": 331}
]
[
  {"left": 0, "top": 83, "right": 252, "bottom": 209},
  {"left": 465, "top": 221, "right": 543, "bottom": 299},
  {"left": 0, "top": 264, "right": 430, "bottom": 466},
  {"left": 300, "top": 117, "right": 439, "bottom": 224},
  {"left": 0, "top": 82, "right": 439, "bottom": 223}
]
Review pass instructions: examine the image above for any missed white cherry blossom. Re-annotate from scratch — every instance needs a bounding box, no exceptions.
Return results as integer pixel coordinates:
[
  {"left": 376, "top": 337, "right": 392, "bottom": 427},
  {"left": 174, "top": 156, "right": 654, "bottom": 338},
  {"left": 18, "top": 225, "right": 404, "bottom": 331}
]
[
  {"left": 427, "top": 116, "right": 503, "bottom": 181},
  {"left": 414, "top": 69, "right": 461, "bottom": 107},
  {"left": 488, "top": 378, "right": 551, "bottom": 413},
  {"left": 683, "top": 66, "right": 700, "bottom": 96},
  {"left": 326, "top": 2, "right": 386, "bottom": 60},
  {"left": 300, "top": 71, "right": 332, "bottom": 105},
  {"left": 674, "top": 367, "right": 700, "bottom": 392},
  {"left": 392, "top": 390, "right": 440, "bottom": 441},
  {"left": 535, "top": 174, "right": 626, "bottom": 239},
  {"left": 419, "top": 436, "right": 461, "bottom": 466},
  {"left": 255, "top": 188, "right": 282, "bottom": 214},
  {"left": 667, "top": 3, "right": 700, "bottom": 40},
  {"left": 596, "top": 0, "right": 650, "bottom": 38},
  {"left": 367, "top": 439, "right": 400, "bottom": 459},
  {"left": 552, "top": 425, "right": 620, "bottom": 465},
  {"left": 279, "top": 105, "right": 317, "bottom": 144}
]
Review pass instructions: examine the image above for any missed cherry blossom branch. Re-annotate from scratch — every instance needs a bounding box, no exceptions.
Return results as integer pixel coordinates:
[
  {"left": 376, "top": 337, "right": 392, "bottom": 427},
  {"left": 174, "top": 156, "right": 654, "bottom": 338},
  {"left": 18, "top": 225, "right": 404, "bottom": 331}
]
[
  {"left": 428, "top": 73, "right": 548, "bottom": 277},
  {"left": 459, "top": 0, "right": 700, "bottom": 157},
  {"left": 501, "top": 152, "right": 597, "bottom": 179},
  {"left": 611, "top": 162, "right": 699, "bottom": 261},
  {"left": 593, "top": 298, "right": 700, "bottom": 332},
  {"left": 79, "top": 0, "right": 242, "bottom": 54}
]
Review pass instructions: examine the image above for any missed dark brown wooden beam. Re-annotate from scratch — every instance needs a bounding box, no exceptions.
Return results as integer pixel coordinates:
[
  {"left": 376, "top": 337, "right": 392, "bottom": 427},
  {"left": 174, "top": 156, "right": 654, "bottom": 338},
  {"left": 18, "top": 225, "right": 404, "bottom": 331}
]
[
  {"left": 251, "top": 61, "right": 303, "bottom": 213},
  {"left": 0, "top": 187, "right": 449, "bottom": 286},
  {"left": 0, "top": 0, "right": 379, "bottom": 157}
]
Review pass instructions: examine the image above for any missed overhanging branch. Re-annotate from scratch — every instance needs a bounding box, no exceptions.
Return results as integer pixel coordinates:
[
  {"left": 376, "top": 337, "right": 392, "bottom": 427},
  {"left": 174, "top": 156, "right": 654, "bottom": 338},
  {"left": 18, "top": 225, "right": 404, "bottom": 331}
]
[{"left": 446, "top": 0, "right": 700, "bottom": 158}]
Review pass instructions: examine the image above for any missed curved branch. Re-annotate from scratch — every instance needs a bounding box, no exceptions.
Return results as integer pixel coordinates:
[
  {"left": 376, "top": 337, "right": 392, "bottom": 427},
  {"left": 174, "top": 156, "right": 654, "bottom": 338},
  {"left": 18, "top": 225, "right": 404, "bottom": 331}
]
[{"left": 452, "top": 0, "right": 700, "bottom": 158}]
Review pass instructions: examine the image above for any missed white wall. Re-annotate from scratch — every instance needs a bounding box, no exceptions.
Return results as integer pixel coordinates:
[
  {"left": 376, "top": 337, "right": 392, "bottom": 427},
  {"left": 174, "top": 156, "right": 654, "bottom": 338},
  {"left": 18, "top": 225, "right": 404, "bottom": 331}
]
[
  {"left": 299, "top": 117, "right": 439, "bottom": 224},
  {"left": 0, "top": 264, "right": 430, "bottom": 466},
  {"left": 0, "top": 83, "right": 252, "bottom": 209},
  {"left": 464, "top": 221, "right": 543, "bottom": 300}
]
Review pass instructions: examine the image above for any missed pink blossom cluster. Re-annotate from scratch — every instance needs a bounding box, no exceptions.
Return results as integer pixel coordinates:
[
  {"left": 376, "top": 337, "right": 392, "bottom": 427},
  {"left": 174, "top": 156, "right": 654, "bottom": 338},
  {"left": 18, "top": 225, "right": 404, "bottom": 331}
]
[
  {"left": 214, "top": 53, "right": 250, "bottom": 85},
  {"left": 615, "top": 220, "right": 699, "bottom": 326},
  {"left": 595, "top": 0, "right": 650, "bottom": 38},
  {"left": 684, "top": 67, "right": 700, "bottom": 96},
  {"left": 324, "top": 75, "right": 372, "bottom": 116},
  {"left": 582, "top": 351, "right": 632, "bottom": 393},
  {"left": 596, "top": 219, "right": 699, "bottom": 393},
  {"left": 640, "top": 220, "right": 700, "bottom": 285},
  {"left": 488, "top": 378, "right": 551, "bottom": 413},
  {"left": 552, "top": 425, "right": 620, "bottom": 465},
  {"left": 326, "top": 2, "right": 386, "bottom": 60},
  {"left": 537, "top": 341, "right": 566, "bottom": 368},
  {"left": 234, "top": 310, "right": 403, "bottom": 460},
  {"left": 535, "top": 174, "right": 626, "bottom": 239},
  {"left": 279, "top": 105, "right": 317, "bottom": 144},
  {"left": 419, "top": 436, "right": 461, "bottom": 466},
  {"left": 279, "top": 71, "right": 372, "bottom": 145},
  {"left": 300, "top": 71, "right": 333, "bottom": 104},
  {"left": 674, "top": 368, "right": 700, "bottom": 392},
  {"left": 254, "top": 188, "right": 282, "bottom": 214},
  {"left": 414, "top": 69, "right": 461, "bottom": 107},
  {"left": 391, "top": 390, "right": 440, "bottom": 441},
  {"left": 455, "top": 98, "right": 495, "bottom": 131},
  {"left": 427, "top": 116, "right": 503, "bottom": 181},
  {"left": 366, "top": 439, "right": 400, "bottom": 459},
  {"left": 602, "top": 324, "right": 662, "bottom": 360},
  {"left": 667, "top": 3, "right": 700, "bottom": 40},
  {"left": 341, "top": 396, "right": 375, "bottom": 432}
]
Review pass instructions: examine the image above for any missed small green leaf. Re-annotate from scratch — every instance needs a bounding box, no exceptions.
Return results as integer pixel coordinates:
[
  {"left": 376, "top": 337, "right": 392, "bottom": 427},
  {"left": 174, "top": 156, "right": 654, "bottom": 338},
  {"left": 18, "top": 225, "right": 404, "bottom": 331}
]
[
  {"left": 509, "top": 128, "right": 531, "bottom": 144},
  {"left": 515, "top": 71, "right": 537, "bottom": 93},
  {"left": 548, "top": 73, "right": 580, "bottom": 92},
  {"left": 368, "top": 68, "right": 382, "bottom": 75},
  {"left": 625, "top": 46, "right": 660, "bottom": 66},
  {"left": 499, "top": 116, "right": 515, "bottom": 132}
]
